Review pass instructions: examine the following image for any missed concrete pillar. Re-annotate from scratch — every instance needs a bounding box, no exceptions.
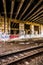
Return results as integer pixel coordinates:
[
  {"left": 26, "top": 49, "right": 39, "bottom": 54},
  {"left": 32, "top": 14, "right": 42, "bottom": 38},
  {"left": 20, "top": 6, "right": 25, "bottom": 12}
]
[
  {"left": 0, "top": 17, "right": 1, "bottom": 30},
  {"left": 31, "top": 25, "right": 34, "bottom": 34},
  {"left": 4, "top": 18, "right": 8, "bottom": 33},
  {"left": 8, "top": 19, "right": 11, "bottom": 34},
  {"left": 19, "top": 23, "right": 24, "bottom": 34},
  {"left": 41, "top": 25, "right": 43, "bottom": 35},
  {"left": 39, "top": 25, "right": 41, "bottom": 34},
  {"left": 0, "top": 17, "right": 4, "bottom": 33},
  {"left": 2, "top": 21, "right": 4, "bottom": 33}
]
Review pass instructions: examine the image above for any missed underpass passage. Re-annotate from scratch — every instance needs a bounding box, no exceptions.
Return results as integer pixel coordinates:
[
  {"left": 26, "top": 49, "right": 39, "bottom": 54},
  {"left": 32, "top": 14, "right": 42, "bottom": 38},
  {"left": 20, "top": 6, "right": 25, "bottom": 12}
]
[{"left": 0, "top": 0, "right": 43, "bottom": 65}]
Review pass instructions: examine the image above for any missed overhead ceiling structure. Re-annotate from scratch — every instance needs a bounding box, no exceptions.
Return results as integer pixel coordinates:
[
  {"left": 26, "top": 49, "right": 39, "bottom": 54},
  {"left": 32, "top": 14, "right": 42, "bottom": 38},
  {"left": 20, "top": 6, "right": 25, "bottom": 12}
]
[{"left": 0, "top": 0, "right": 43, "bottom": 24}]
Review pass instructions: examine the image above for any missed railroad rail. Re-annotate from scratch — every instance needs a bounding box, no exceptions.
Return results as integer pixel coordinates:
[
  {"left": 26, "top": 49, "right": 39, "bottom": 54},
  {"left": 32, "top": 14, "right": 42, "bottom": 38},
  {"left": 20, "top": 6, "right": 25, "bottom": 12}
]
[
  {"left": 0, "top": 45, "right": 43, "bottom": 65},
  {"left": 9, "top": 52, "right": 43, "bottom": 65},
  {"left": 0, "top": 41, "right": 43, "bottom": 57}
]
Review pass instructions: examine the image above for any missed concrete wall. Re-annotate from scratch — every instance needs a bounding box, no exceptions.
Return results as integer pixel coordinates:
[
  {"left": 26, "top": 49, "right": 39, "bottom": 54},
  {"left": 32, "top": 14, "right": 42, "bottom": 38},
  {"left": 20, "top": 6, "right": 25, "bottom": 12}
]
[{"left": 0, "top": 16, "right": 43, "bottom": 35}]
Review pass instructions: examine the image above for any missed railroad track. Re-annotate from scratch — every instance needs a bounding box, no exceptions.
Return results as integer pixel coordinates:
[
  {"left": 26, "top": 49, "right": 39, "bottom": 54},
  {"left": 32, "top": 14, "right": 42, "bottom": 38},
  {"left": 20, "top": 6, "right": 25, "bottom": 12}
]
[
  {"left": 0, "top": 45, "right": 43, "bottom": 65},
  {"left": 9, "top": 52, "right": 43, "bottom": 65},
  {"left": 0, "top": 42, "right": 43, "bottom": 57}
]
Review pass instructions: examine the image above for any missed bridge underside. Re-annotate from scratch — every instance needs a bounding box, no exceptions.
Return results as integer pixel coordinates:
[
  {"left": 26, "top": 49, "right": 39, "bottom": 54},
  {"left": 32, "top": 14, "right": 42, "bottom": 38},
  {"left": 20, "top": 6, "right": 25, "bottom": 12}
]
[{"left": 0, "top": 0, "right": 43, "bottom": 34}]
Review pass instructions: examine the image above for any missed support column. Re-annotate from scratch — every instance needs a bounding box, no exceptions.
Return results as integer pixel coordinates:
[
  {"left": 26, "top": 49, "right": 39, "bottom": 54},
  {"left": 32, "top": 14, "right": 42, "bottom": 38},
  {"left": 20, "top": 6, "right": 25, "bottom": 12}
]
[
  {"left": 41, "top": 25, "right": 43, "bottom": 35},
  {"left": 4, "top": 17, "right": 8, "bottom": 33},
  {"left": 8, "top": 19, "right": 11, "bottom": 34},
  {"left": 0, "top": 17, "right": 4, "bottom": 33},
  {"left": 31, "top": 25, "right": 34, "bottom": 34},
  {"left": 39, "top": 25, "right": 41, "bottom": 34},
  {"left": 19, "top": 23, "right": 25, "bottom": 35}
]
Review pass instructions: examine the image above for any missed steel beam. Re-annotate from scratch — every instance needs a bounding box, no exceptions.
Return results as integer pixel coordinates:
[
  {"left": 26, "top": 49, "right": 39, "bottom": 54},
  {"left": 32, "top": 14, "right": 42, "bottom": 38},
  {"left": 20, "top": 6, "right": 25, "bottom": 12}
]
[
  {"left": 33, "top": 20, "right": 43, "bottom": 24},
  {"left": 29, "top": 14, "right": 43, "bottom": 21},
  {"left": 10, "top": 0, "right": 15, "bottom": 19},
  {"left": 2, "top": 0, "right": 7, "bottom": 32},
  {"left": 2, "top": 0, "right": 7, "bottom": 16},
  {"left": 15, "top": 0, "right": 24, "bottom": 19},
  {"left": 26, "top": 6, "right": 43, "bottom": 21},
  {"left": 23, "top": 0, "right": 42, "bottom": 20},
  {"left": 32, "top": 17, "right": 43, "bottom": 21},
  {"left": 19, "top": 0, "right": 33, "bottom": 20},
  {"left": 29, "top": 10, "right": 43, "bottom": 21},
  {"left": 31, "top": 18, "right": 43, "bottom": 23}
]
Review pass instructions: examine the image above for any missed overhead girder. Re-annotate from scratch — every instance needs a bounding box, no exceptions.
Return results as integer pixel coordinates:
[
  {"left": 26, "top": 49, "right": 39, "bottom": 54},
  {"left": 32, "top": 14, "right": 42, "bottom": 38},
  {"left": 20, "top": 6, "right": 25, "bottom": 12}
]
[
  {"left": 2, "top": 0, "right": 7, "bottom": 32},
  {"left": 29, "top": 10, "right": 43, "bottom": 21},
  {"left": 22, "top": 0, "right": 42, "bottom": 20},
  {"left": 36, "top": 18, "right": 43, "bottom": 21},
  {"left": 31, "top": 19, "right": 43, "bottom": 23},
  {"left": 33, "top": 19, "right": 43, "bottom": 23},
  {"left": 10, "top": 0, "right": 15, "bottom": 19},
  {"left": 32, "top": 17, "right": 43, "bottom": 22},
  {"left": 32, "top": 19, "right": 43, "bottom": 24},
  {"left": 19, "top": 0, "right": 33, "bottom": 20},
  {"left": 29, "top": 14, "right": 43, "bottom": 21},
  {"left": 1, "top": 0, "right": 43, "bottom": 24},
  {"left": 26, "top": 6, "right": 43, "bottom": 21},
  {"left": 15, "top": 0, "right": 24, "bottom": 19},
  {"left": 31, "top": 17, "right": 43, "bottom": 22},
  {"left": 33, "top": 20, "right": 43, "bottom": 24},
  {"left": 2, "top": 0, "right": 7, "bottom": 17}
]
